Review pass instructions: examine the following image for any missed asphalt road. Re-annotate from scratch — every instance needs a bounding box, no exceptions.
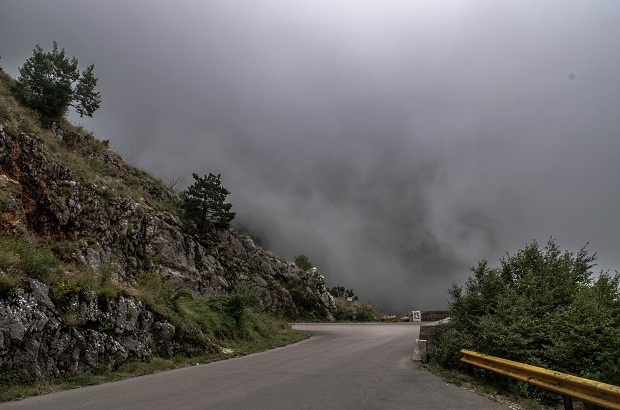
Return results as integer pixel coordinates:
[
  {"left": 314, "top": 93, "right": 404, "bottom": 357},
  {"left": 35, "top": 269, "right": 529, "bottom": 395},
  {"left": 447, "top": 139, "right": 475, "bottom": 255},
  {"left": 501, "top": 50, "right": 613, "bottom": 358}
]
[{"left": 1, "top": 323, "right": 508, "bottom": 409}]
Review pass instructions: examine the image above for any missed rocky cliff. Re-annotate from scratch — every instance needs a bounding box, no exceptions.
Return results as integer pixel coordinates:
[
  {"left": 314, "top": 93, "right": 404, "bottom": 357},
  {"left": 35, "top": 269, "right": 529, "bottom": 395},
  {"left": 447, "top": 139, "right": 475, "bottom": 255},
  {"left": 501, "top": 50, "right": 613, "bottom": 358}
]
[{"left": 0, "top": 70, "right": 334, "bottom": 380}]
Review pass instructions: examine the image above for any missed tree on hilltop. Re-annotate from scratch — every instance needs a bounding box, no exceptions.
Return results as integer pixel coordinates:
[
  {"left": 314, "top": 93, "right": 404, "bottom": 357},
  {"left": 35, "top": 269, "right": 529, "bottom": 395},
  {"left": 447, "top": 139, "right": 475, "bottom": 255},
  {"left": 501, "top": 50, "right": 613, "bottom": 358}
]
[
  {"left": 329, "top": 286, "right": 358, "bottom": 301},
  {"left": 13, "top": 41, "right": 101, "bottom": 124},
  {"left": 294, "top": 254, "right": 313, "bottom": 271},
  {"left": 181, "top": 173, "right": 235, "bottom": 232}
]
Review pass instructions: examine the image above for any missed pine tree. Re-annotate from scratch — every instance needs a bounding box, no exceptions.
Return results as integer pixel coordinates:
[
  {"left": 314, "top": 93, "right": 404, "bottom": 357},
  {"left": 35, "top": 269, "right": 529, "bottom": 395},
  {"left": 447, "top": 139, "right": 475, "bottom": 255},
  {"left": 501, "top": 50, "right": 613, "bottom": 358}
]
[
  {"left": 181, "top": 173, "right": 235, "bottom": 232},
  {"left": 13, "top": 42, "right": 101, "bottom": 124},
  {"left": 294, "top": 254, "right": 313, "bottom": 271}
]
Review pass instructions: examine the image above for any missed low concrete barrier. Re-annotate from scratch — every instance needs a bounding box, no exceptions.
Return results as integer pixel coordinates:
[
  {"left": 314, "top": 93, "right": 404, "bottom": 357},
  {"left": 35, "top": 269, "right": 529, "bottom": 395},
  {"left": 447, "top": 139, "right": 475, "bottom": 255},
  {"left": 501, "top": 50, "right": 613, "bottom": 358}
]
[
  {"left": 412, "top": 339, "right": 427, "bottom": 361},
  {"left": 421, "top": 310, "right": 450, "bottom": 321},
  {"left": 413, "top": 317, "right": 451, "bottom": 362}
]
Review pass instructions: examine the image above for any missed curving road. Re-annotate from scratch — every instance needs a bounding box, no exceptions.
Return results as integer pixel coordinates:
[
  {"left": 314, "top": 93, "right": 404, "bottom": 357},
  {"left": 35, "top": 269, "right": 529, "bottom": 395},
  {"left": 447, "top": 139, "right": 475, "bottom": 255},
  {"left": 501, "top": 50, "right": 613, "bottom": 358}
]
[{"left": 1, "top": 323, "right": 508, "bottom": 409}]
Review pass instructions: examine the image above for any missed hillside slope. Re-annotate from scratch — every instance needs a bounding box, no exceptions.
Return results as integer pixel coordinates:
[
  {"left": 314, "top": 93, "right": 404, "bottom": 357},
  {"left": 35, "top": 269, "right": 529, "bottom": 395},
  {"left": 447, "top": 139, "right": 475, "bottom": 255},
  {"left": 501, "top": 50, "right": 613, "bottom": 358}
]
[{"left": 0, "top": 67, "right": 334, "bottom": 381}]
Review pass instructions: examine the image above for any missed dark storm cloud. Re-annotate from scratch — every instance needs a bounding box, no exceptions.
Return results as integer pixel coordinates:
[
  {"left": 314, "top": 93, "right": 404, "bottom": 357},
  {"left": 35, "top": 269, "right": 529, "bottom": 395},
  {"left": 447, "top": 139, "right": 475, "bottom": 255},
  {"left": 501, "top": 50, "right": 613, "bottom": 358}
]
[{"left": 2, "top": 1, "right": 619, "bottom": 312}]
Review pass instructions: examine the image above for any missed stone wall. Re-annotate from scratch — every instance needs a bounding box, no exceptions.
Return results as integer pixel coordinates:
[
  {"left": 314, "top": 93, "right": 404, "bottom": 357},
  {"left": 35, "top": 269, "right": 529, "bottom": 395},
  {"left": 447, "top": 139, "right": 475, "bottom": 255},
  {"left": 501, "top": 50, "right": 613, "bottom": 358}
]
[{"left": 421, "top": 310, "right": 450, "bottom": 321}]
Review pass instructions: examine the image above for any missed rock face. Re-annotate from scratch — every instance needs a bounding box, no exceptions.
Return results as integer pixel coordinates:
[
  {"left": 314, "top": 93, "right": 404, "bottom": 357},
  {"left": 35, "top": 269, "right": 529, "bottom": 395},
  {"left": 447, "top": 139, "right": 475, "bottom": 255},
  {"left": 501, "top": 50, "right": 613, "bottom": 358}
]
[
  {"left": 0, "top": 122, "right": 335, "bottom": 380},
  {"left": 0, "top": 279, "right": 178, "bottom": 380}
]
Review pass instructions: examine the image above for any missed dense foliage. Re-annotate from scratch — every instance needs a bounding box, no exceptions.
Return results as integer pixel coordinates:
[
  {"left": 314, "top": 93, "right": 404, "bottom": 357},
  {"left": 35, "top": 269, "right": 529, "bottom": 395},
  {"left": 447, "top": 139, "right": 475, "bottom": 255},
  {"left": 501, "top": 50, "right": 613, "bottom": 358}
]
[
  {"left": 328, "top": 285, "right": 374, "bottom": 321},
  {"left": 294, "top": 254, "right": 312, "bottom": 271},
  {"left": 0, "top": 236, "right": 298, "bottom": 353},
  {"left": 429, "top": 239, "right": 620, "bottom": 399},
  {"left": 0, "top": 236, "right": 304, "bottom": 400},
  {"left": 13, "top": 42, "right": 101, "bottom": 123},
  {"left": 181, "top": 173, "right": 236, "bottom": 231},
  {"left": 329, "top": 286, "right": 358, "bottom": 301},
  {"left": 331, "top": 298, "right": 376, "bottom": 322}
]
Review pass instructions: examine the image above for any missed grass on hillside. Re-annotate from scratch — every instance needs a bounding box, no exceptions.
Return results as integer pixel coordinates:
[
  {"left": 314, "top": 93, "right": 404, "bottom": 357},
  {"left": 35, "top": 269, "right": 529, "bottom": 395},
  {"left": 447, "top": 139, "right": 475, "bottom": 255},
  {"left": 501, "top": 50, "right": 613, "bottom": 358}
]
[
  {"left": 0, "top": 65, "right": 319, "bottom": 402},
  {"left": 330, "top": 297, "right": 378, "bottom": 322},
  {"left": 0, "top": 236, "right": 310, "bottom": 402},
  {"left": 0, "top": 66, "right": 178, "bottom": 216}
]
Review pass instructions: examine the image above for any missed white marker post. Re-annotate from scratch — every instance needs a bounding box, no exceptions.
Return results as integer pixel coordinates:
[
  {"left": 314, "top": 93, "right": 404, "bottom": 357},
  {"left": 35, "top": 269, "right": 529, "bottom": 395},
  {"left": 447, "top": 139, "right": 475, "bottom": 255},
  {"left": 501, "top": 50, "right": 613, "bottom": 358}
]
[{"left": 410, "top": 310, "right": 421, "bottom": 322}]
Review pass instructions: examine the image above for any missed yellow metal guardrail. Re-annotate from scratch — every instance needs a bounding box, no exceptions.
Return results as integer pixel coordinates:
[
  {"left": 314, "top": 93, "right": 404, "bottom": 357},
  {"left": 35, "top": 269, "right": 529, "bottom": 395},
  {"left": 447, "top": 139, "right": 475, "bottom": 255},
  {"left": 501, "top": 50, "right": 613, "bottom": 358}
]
[{"left": 460, "top": 349, "right": 620, "bottom": 410}]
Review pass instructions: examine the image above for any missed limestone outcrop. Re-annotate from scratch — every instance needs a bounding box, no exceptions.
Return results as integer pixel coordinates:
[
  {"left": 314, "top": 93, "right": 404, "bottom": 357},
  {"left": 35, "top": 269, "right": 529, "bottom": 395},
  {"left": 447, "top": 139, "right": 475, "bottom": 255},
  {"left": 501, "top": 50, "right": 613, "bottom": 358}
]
[
  {"left": 0, "top": 279, "right": 179, "bottom": 380},
  {"left": 0, "top": 119, "right": 335, "bottom": 380}
]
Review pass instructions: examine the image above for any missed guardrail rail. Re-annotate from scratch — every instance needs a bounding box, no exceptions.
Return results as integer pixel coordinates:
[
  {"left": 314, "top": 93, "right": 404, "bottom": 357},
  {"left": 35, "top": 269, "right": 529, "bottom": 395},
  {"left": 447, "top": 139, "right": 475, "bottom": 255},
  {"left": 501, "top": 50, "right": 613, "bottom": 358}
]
[{"left": 460, "top": 349, "right": 620, "bottom": 410}]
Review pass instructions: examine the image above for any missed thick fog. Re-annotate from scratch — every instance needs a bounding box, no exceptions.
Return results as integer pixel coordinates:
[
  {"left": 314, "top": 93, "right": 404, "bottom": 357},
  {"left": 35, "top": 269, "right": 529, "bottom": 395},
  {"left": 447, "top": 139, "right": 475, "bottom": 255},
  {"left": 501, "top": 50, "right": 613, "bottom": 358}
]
[{"left": 2, "top": 1, "right": 619, "bottom": 312}]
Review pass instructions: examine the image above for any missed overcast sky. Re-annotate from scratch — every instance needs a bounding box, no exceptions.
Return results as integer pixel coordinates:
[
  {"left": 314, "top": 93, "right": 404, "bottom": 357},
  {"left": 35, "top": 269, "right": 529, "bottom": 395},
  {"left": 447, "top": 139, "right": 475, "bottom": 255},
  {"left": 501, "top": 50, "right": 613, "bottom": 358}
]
[{"left": 2, "top": 1, "right": 619, "bottom": 312}]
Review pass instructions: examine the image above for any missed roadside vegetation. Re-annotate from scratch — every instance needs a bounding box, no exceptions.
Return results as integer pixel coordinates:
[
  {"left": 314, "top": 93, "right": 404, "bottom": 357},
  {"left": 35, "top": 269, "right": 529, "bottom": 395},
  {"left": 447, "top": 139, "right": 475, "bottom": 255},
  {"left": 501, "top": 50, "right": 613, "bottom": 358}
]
[
  {"left": 292, "top": 254, "right": 380, "bottom": 322},
  {"left": 331, "top": 297, "right": 377, "bottom": 322},
  {"left": 0, "top": 236, "right": 309, "bottom": 402},
  {"left": 328, "top": 285, "right": 378, "bottom": 321},
  {"left": 427, "top": 238, "right": 620, "bottom": 408}
]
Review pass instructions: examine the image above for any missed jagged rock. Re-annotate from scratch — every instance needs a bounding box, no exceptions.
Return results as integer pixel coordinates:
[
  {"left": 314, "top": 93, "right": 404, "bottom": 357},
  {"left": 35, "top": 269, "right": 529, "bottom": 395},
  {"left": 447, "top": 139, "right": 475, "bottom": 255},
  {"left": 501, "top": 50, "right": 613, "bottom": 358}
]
[
  {"left": 0, "top": 173, "right": 28, "bottom": 235},
  {"left": 0, "top": 280, "right": 179, "bottom": 380},
  {"left": 0, "top": 121, "right": 335, "bottom": 381}
]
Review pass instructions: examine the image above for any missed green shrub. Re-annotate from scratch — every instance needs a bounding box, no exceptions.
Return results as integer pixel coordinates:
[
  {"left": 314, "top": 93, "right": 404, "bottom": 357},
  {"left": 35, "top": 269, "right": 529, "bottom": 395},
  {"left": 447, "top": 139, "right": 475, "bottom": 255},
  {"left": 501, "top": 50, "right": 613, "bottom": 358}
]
[
  {"left": 170, "top": 290, "right": 258, "bottom": 342},
  {"left": 137, "top": 270, "right": 173, "bottom": 306},
  {"left": 331, "top": 298, "right": 376, "bottom": 322},
  {"left": 52, "top": 280, "right": 84, "bottom": 305},
  {"left": 0, "top": 272, "right": 18, "bottom": 298},
  {"left": 17, "top": 243, "right": 59, "bottom": 279},
  {"left": 429, "top": 239, "right": 620, "bottom": 402},
  {"left": 0, "top": 105, "right": 9, "bottom": 123},
  {"left": 98, "top": 319, "right": 115, "bottom": 333},
  {"left": 288, "top": 283, "right": 322, "bottom": 319},
  {"left": 354, "top": 304, "right": 376, "bottom": 322},
  {"left": 0, "top": 362, "right": 31, "bottom": 387},
  {"left": 50, "top": 240, "right": 82, "bottom": 262},
  {"left": 200, "top": 294, "right": 246, "bottom": 339},
  {"left": 97, "top": 282, "right": 120, "bottom": 300},
  {"left": 3, "top": 125, "right": 18, "bottom": 138},
  {"left": 0, "top": 243, "right": 20, "bottom": 273},
  {"left": 294, "top": 254, "right": 312, "bottom": 271},
  {"left": 0, "top": 237, "right": 59, "bottom": 279}
]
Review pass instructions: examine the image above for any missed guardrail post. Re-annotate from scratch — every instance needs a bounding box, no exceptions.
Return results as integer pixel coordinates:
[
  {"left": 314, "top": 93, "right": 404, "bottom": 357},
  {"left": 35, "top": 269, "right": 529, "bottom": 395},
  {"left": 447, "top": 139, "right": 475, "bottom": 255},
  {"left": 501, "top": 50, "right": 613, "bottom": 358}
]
[{"left": 562, "top": 395, "right": 573, "bottom": 410}]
